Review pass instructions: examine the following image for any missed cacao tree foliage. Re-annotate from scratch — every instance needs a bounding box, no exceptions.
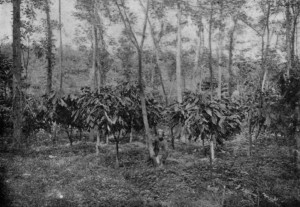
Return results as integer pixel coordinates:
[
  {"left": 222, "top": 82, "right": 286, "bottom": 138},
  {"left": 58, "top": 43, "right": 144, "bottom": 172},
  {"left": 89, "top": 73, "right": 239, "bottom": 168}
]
[
  {"left": 73, "top": 82, "right": 162, "bottom": 137},
  {"left": 165, "top": 91, "right": 243, "bottom": 144},
  {"left": 0, "top": 53, "right": 12, "bottom": 136}
]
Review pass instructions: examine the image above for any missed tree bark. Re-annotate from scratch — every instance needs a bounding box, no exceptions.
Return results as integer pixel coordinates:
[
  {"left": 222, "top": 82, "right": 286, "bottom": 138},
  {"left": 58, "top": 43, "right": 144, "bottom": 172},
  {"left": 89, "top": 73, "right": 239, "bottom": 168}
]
[
  {"left": 286, "top": 1, "right": 292, "bottom": 78},
  {"left": 91, "top": 25, "right": 99, "bottom": 91},
  {"left": 45, "top": 0, "right": 53, "bottom": 94},
  {"left": 248, "top": 110, "right": 252, "bottom": 157},
  {"left": 194, "top": 18, "right": 202, "bottom": 92},
  {"left": 176, "top": 1, "right": 182, "bottom": 103},
  {"left": 217, "top": 1, "right": 224, "bottom": 99},
  {"left": 210, "top": 135, "right": 215, "bottom": 161},
  {"left": 208, "top": 1, "right": 214, "bottom": 100},
  {"left": 228, "top": 17, "right": 237, "bottom": 97},
  {"left": 59, "top": 0, "right": 63, "bottom": 93},
  {"left": 12, "top": 0, "right": 23, "bottom": 150},
  {"left": 261, "top": 0, "right": 271, "bottom": 92},
  {"left": 290, "top": 8, "right": 299, "bottom": 66}
]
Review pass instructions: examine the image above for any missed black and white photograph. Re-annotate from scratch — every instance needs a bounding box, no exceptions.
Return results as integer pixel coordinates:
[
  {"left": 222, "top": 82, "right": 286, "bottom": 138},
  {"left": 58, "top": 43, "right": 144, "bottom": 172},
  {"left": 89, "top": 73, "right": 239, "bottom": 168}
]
[{"left": 0, "top": 0, "right": 300, "bottom": 206}]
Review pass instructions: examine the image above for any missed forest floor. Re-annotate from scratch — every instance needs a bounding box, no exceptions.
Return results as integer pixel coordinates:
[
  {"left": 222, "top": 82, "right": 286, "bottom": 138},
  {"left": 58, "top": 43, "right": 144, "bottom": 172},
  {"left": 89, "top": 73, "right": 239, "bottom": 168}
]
[{"left": 0, "top": 132, "right": 300, "bottom": 207}]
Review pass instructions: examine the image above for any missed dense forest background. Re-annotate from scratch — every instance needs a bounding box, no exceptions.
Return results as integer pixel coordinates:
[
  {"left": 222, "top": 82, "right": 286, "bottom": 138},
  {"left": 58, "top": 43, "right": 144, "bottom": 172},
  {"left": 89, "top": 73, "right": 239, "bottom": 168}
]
[{"left": 0, "top": 0, "right": 300, "bottom": 207}]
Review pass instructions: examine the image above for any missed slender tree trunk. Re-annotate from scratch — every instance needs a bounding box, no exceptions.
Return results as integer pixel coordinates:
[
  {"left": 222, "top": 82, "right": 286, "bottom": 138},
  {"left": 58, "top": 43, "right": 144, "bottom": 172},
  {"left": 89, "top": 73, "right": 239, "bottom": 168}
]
[
  {"left": 91, "top": 25, "right": 98, "bottom": 91},
  {"left": 210, "top": 134, "right": 215, "bottom": 161},
  {"left": 261, "top": 1, "right": 271, "bottom": 92},
  {"left": 217, "top": 1, "right": 224, "bottom": 99},
  {"left": 286, "top": 1, "right": 292, "bottom": 78},
  {"left": 291, "top": 13, "right": 299, "bottom": 66},
  {"left": 296, "top": 18, "right": 299, "bottom": 58},
  {"left": 91, "top": 11, "right": 100, "bottom": 152},
  {"left": 176, "top": 2, "right": 186, "bottom": 144},
  {"left": 96, "top": 127, "right": 100, "bottom": 155},
  {"left": 228, "top": 17, "right": 237, "bottom": 97},
  {"left": 194, "top": 22, "right": 202, "bottom": 91},
  {"left": 130, "top": 119, "right": 133, "bottom": 143},
  {"left": 199, "top": 25, "right": 204, "bottom": 93},
  {"left": 208, "top": 1, "right": 214, "bottom": 100},
  {"left": 45, "top": 0, "right": 52, "bottom": 94},
  {"left": 176, "top": 2, "right": 182, "bottom": 103},
  {"left": 248, "top": 110, "right": 252, "bottom": 157},
  {"left": 117, "top": 0, "right": 157, "bottom": 164},
  {"left": 59, "top": 0, "right": 63, "bottom": 93},
  {"left": 138, "top": 49, "right": 155, "bottom": 161},
  {"left": 98, "top": 12, "right": 104, "bottom": 87},
  {"left": 12, "top": 0, "right": 23, "bottom": 150}
]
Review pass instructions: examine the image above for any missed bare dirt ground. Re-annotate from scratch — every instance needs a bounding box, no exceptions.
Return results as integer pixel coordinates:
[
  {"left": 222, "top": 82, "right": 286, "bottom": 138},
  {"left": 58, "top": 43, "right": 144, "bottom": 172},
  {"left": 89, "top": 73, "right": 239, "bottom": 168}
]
[{"left": 0, "top": 133, "right": 299, "bottom": 207}]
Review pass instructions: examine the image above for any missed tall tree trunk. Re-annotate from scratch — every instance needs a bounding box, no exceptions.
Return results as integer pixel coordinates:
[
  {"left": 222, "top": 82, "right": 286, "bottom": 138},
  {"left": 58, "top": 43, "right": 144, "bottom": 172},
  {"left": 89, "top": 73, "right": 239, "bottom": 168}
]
[
  {"left": 261, "top": 0, "right": 271, "bottom": 92},
  {"left": 138, "top": 49, "right": 155, "bottom": 160},
  {"left": 137, "top": 0, "right": 157, "bottom": 164},
  {"left": 199, "top": 24, "right": 204, "bottom": 93},
  {"left": 12, "top": 0, "right": 23, "bottom": 150},
  {"left": 194, "top": 20, "right": 202, "bottom": 92},
  {"left": 59, "top": 0, "right": 63, "bottom": 93},
  {"left": 208, "top": 1, "right": 214, "bottom": 100},
  {"left": 290, "top": 11, "right": 299, "bottom": 66},
  {"left": 176, "top": 1, "right": 186, "bottom": 143},
  {"left": 116, "top": 0, "right": 158, "bottom": 164},
  {"left": 176, "top": 2, "right": 182, "bottom": 103},
  {"left": 98, "top": 11, "right": 104, "bottom": 87},
  {"left": 217, "top": 1, "right": 224, "bottom": 99},
  {"left": 228, "top": 17, "right": 237, "bottom": 97},
  {"left": 286, "top": 1, "right": 292, "bottom": 78},
  {"left": 91, "top": 25, "right": 99, "bottom": 91},
  {"left": 295, "top": 18, "right": 299, "bottom": 58},
  {"left": 45, "top": 0, "right": 53, "bottom": 94}
]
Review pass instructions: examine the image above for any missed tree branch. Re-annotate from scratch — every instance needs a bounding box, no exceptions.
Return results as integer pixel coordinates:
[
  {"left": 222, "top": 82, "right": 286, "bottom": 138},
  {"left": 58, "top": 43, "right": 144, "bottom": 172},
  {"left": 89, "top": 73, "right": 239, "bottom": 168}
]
[{"left": 114, "top": 0, "right": 139, "bottom": 48}]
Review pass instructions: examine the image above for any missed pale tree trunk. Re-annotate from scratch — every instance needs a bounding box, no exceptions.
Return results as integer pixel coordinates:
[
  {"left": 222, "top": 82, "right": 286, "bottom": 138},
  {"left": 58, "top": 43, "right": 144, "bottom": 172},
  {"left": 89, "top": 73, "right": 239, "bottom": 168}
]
[
  {"left": 97, "top": 8, "right": 105, "bottom": 87},
  {"left": 208, "top": 1, "right": 214, "bottom": 100},
  {"left": 59, "top": 0, "right": 63, "bottom": 93},
  {"left": 91, "top": 3, "right": 101, "bottom": 155},
  {"left": 199, "top": 24, "right": 204, "bottom": 93},
  {"left": 286, "top": 1, "right": 292, "bottom": 78},
  {"left": 91, "top": 24, "right": 99, "bottom": 91},
  {"left": 91, "top": 24, "right": 100, "bottom": 154},
  {"left": 138, "top": 49, "right": 155, "bottom": 159},
  {"left": 248, "top": 110, "right": 253, "bottom": 157},
  {"left": 45, "top": 0, "right": 52, "bottom": 94},
  {"left": 208, "top": 1, "right": 215, "bottom": 163},
  {"left": 261, "top": 0, "right": 271, "bottom": 92},
  {"left": 12, "top": 0, "right": 23, "bottom": 150},
  {"left": 295, "top": 18, "right": 298, "bottom": 58},
  {"left": 176, "top": 1, "right": 183, "bottom": 103},
  {"left": 210, "top": 135, "right": 215, "bottom": 161},
  {"left": 290, "top": 9, "right": 300, "bottom": 66},
  {"left": 193, "top": 19, "right": 202, "bottom": 92},
  {"left": 176, "top": 1, "right": 186, "bottom": 144},
  {"left": 228, "top": 17, "right": 237, "bottom": 97},
  {"left": 217, "top": 1, "right": 224, "bottom": 99}
]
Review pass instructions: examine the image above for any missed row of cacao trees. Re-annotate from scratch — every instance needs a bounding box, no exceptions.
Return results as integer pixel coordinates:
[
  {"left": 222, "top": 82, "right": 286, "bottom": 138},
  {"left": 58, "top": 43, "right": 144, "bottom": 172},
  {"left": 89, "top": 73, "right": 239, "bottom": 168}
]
[
  {"left": 1, "top": 82, "right": 244, "bottom": 164},
  {"left": 4, "top": 76, "right": 298, "bottom": 167}
]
